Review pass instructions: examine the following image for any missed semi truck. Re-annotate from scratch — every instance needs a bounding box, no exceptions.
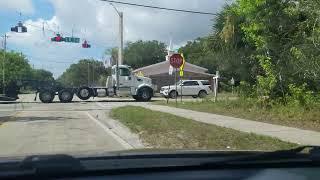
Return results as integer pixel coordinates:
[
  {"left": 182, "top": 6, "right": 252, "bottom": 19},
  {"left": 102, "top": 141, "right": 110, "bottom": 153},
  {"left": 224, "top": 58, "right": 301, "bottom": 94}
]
[{"left": 3, "top": 65, "right": 154, "bottom": 103}]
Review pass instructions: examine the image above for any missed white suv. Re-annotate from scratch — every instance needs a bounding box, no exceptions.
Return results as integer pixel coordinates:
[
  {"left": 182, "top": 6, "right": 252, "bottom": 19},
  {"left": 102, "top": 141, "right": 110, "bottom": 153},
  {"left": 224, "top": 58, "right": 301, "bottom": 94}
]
[{"left": 160, "top": 80, "right": 211, "bottom": 98}]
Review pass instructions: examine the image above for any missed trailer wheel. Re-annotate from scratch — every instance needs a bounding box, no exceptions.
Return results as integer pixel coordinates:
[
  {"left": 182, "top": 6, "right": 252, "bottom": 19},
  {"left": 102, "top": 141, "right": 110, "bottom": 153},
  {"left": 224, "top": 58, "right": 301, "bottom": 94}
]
[
  {"left": 39, "top": 91, "right": 55, "bottom": 103},
  {"left": 137, "top": 87, "right": 152, "bottom": 102},
  {"left": 58, "top": 89, "right": 74, "bottom": 103},
  {"left": 77, "top": 86, "right": 92, "bottom": 100}
]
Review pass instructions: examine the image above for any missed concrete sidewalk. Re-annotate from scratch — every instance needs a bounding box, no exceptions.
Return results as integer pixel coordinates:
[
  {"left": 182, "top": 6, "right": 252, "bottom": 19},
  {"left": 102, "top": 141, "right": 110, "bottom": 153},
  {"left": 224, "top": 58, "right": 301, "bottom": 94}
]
[{"left": 138, "top": 104, "right": 320, "bottom": 146}]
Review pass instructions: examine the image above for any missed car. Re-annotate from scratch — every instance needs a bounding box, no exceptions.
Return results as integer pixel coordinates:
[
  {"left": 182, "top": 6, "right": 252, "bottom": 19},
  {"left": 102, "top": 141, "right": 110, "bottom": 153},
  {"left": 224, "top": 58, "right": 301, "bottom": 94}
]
[{"left": 160, "top": 80, "right": 211, "bottom": 99}]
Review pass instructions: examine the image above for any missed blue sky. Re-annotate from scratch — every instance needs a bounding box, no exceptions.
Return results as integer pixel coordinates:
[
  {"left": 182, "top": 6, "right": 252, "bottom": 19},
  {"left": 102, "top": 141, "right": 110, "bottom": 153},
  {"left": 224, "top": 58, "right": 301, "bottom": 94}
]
[{"left": 0, "top": 0, "right": 226, "bottom": 78}]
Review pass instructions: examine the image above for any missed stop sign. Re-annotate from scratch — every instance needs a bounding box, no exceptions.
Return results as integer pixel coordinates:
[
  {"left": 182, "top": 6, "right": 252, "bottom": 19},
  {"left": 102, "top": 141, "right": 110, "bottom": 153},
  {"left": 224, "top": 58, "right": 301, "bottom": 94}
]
[{"left": 169, "top": 54, "right": 183, "bottom": 68}]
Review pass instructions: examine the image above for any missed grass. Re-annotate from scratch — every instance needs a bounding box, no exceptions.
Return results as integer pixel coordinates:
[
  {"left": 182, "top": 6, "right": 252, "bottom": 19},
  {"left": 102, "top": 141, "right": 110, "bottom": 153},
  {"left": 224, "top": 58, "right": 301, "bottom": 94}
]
[
  {"left": 110, "top": 106, "right": 296, "bottom": 151},
  {"left": 154, "top": 98, "right": 320, "bottom": 132}
]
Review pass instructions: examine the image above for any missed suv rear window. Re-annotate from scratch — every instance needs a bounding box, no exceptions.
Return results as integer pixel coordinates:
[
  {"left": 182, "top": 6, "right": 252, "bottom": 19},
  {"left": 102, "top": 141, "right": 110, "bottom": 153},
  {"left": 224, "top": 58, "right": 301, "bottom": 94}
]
[
  {"left": 183, "top": 81, "right": 199, "bottom": 86},
  {"left": 201, "top": 81, "right": 210, "bottom": 85}
]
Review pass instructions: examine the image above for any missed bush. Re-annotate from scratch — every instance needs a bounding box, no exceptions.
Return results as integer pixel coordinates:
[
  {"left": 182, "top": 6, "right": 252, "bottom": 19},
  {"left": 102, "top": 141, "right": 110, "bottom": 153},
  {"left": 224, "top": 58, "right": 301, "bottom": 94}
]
[
  {"left": 237, "top": 81, "right": 256, "bottom": 98},
  {"left": 287, "top": 84, "right": 318, "bottom": 108}
]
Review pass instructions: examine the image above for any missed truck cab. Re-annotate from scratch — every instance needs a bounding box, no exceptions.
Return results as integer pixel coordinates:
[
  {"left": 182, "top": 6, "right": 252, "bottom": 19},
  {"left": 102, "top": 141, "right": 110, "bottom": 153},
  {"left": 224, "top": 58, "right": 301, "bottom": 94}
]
[{"left": 108, "top": 65, "right": 154, "bottom": 101}]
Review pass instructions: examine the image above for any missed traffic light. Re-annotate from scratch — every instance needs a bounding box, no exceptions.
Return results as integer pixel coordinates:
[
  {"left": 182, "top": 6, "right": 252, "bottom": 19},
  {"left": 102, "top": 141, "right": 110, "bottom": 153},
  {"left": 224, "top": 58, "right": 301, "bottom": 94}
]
[
  {"left": 51, "top": 34, "right": 64, "bottom": 42},
  {"left": 82, "top": 40, "right": 91, "bottom": 48},
  {"left": 11, "top": 21, "right": 27, "bottom": 33}
]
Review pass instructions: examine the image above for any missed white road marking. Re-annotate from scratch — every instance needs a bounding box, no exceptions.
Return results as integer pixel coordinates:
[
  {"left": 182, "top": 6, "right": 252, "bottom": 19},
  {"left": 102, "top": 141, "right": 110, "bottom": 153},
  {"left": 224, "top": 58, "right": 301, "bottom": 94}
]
[{"left": 85, "top": 112, "right": 133, "bottom": 149}]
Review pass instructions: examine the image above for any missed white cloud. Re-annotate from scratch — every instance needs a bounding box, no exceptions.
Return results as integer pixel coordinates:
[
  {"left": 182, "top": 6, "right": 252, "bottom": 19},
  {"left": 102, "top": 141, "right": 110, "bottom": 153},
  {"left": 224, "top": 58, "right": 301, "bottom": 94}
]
[
  {"left": 0, "top": 0, "right": 34, "bottom": 14},
  {"left": 8, "top": 0, "right": 227, "bottom": 77}
]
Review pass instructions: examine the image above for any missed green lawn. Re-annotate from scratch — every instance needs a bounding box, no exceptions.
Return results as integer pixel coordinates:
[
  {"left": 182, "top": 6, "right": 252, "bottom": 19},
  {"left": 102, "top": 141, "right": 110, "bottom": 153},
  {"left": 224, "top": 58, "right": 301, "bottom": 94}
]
[
  {"left": 110, "top": 106, "right": 296, "bottom": 151},
  {"left": 154, "top": 99, "right": 320, "bottom": 132}
]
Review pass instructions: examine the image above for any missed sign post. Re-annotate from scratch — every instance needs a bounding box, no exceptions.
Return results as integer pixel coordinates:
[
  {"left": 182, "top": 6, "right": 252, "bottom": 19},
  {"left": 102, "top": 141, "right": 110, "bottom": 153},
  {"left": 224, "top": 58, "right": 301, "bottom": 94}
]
[
  {"left": 175, "top": 68, "right": 177, "bottom": 107},
  {"left": 180, "top": 53, "right": 186, "bottom": 103},
  {"left": 169, "top": 53, "right": 184, "bottom": 107},
  {"left": 230, "top": 77, "right": 235, "bottom": 94}
]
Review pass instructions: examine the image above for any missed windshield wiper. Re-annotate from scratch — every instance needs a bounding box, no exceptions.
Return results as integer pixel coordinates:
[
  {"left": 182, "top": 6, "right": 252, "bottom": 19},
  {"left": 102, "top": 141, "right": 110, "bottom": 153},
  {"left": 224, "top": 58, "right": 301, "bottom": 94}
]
[{"left": 202, "top": 146, "right": 320, "bottom": 167}]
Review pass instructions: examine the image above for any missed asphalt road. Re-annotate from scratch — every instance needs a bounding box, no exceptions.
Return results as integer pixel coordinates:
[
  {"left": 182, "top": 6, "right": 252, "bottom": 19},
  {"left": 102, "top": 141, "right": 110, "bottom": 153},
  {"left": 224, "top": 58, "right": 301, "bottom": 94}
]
[{"left": 0, "top": 94, "right": 144, "bottom": 158}]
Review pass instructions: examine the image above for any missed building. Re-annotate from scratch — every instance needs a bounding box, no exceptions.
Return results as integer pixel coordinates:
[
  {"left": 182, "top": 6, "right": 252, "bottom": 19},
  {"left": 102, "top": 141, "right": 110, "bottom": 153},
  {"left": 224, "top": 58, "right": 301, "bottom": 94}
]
[{"left": 133, "top": 52, "right": 215, "bottom": 91}]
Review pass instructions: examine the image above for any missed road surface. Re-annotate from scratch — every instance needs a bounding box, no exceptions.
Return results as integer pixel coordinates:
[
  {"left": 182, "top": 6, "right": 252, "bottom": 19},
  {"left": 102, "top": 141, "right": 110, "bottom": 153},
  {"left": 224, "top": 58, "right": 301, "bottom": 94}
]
[{"left": 0, "top": 94, "right": 143, "bottom": 158}]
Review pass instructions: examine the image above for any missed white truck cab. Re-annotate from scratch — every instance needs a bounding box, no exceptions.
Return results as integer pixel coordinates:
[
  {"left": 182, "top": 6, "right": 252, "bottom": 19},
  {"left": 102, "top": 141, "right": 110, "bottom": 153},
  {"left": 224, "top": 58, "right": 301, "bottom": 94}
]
[{"left": 107, "top": 65, "right": 154, "bottom": 101}]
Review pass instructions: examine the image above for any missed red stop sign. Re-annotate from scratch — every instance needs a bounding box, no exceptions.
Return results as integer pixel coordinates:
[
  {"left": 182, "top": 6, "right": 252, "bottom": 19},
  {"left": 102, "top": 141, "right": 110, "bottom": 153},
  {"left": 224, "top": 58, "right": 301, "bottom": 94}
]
[{"left": 169, "top": 54, "right": 183, "bottom": 68}]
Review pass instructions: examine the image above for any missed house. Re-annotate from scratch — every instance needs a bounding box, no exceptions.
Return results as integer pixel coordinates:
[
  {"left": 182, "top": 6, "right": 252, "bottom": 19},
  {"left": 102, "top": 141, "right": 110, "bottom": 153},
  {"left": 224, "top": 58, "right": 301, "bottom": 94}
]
[{"left": 133, "top": 52, "right": 215, "bottom": 91}]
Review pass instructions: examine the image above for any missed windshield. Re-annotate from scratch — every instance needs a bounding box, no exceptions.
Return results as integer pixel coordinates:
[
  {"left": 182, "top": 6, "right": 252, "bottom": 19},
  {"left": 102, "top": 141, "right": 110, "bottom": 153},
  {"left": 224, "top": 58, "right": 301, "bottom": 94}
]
[{"left": 0, "top": 0, "right": 318, "bottom": 161}]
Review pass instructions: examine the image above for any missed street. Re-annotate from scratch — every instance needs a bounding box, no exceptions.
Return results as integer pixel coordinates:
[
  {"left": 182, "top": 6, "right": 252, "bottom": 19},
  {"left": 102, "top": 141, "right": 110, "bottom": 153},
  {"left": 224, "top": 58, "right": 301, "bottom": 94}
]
[{"left": 0, "top": 94, "right": 144, "bottom": 158}]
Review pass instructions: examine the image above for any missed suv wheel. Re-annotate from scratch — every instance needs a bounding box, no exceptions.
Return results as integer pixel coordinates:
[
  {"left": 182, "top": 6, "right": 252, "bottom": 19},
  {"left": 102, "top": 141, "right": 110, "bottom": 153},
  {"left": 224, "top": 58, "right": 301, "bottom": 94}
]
[
  {"left": 169, "top": 91, "right": 178, "bottom": 99},
  {"left": 198, "top": 90, "right": 207, "bottom": 98}
]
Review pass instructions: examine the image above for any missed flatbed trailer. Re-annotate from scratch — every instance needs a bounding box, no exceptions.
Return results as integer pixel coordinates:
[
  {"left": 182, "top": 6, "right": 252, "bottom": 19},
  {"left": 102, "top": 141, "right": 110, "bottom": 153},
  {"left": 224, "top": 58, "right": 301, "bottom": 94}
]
[{"left": 3, "top": 65, "right": 154, "bottom": 103}]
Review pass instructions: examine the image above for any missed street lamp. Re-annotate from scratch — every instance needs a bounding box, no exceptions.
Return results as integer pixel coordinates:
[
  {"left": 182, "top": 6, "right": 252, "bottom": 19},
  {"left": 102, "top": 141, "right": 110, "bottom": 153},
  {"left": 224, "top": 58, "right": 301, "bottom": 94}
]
[{"left": 109, "top": 2, "right": 123, "bottom": 91}]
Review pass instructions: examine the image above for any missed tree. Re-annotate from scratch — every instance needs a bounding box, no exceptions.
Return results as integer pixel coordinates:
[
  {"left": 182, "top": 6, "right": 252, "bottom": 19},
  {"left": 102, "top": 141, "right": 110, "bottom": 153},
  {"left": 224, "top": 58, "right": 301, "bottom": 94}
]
[
  {"left": 233, "top": 0, "right": 320, "bottom": 97},
  {"left": 31, "top": 69, "right": 54, "bottom": 82},
  {"left": 58, "top": 59, "right": 107, "bottom": 87},
  {"left": 0, "top": 50, "right": 33, "bottom": 91},
  {"left": 108, "top": 40, "right": 167, "bottom": 69},
  {"left": 179, "top": 0, "right": 320, "bottom": 100}
]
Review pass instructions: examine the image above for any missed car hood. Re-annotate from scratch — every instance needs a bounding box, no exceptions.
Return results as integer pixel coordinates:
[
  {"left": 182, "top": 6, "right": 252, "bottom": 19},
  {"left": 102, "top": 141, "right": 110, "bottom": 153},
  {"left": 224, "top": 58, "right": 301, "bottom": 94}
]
[{"left": 161, "top": 85, "right": 178, "bottom": 89}]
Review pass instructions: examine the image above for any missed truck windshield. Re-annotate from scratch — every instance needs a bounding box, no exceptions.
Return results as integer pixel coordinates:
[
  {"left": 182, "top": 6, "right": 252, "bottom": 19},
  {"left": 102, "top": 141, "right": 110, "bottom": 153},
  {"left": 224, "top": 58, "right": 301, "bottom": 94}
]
[{"left": 119, "top": 68, "right": 130, "bottom": 76}]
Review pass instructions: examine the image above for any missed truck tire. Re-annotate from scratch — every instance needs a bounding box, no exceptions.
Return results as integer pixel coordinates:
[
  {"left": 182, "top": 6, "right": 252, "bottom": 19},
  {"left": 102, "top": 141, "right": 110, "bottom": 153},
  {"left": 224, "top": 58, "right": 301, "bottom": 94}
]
[
  {"left": 137, "top": 87, "right": 152, "bottom": 102},
  {"left": 132, "top": 95, "right": 141, "bottom": 101},
  {"left": 198, "top": 90, "right": 207, "bottom": 98},
  {"left": 58, "top": 89, "right": 74, "bottom": 103},
  {"left": 169, "top": 90, "right": 178, "bottom": 99},
  {"left": 39, "top": 90, "right": 55, "bottom": 103},
  {"left": 77, "top": 86, "right": 92, "bottom": 100}
]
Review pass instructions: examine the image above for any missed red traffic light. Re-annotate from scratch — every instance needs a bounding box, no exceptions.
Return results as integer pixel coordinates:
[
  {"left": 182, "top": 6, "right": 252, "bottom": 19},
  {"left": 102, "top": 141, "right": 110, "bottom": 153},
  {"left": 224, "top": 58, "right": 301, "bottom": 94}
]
[
  {"left": 51, "top": 34, "right": 64, "bottom": 42},
  {"left": 82, "top": 40, "right": 91, "bottom": 48}
]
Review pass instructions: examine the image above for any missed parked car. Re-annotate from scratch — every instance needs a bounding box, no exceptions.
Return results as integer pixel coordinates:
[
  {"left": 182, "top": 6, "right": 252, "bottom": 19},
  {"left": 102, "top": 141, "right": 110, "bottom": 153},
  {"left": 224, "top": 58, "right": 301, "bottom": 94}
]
[{"left": 160, "top": 80, "right": 211, "bottom": 98}]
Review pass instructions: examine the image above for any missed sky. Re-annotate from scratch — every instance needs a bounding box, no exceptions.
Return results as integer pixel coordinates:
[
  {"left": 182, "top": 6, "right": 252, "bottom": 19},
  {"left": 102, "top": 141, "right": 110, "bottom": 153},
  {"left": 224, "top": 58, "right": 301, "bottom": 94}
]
[{"left": 0, "top": 0, "right": 227, "bottom": 78}]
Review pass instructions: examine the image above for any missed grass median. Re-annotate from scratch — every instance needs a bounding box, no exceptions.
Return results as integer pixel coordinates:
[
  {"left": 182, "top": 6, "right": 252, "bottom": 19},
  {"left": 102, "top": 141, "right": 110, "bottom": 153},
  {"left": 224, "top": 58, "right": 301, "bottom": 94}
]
[
  {"left": 110, "top": 106, "right": 296, "bottom": 151},
  {"left": 154, "top": 99, "right": 320, "bottom": 132}
]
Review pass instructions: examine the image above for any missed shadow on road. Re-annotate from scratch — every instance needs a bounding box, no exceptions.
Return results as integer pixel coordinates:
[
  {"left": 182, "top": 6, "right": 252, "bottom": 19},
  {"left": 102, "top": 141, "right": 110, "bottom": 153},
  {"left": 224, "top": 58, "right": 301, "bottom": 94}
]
[{"left": 0, "top": 115, "right": 78, "bottom": 123}]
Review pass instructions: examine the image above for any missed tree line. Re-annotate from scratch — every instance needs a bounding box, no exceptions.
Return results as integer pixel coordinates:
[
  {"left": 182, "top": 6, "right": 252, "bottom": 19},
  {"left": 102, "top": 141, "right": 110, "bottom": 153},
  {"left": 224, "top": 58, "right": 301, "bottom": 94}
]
[
  {"left": 0, "top": 50, "right": 54, "bottom": 92},
  {"left": 179, "top": 0, "right": 320, "bottom": 105}
]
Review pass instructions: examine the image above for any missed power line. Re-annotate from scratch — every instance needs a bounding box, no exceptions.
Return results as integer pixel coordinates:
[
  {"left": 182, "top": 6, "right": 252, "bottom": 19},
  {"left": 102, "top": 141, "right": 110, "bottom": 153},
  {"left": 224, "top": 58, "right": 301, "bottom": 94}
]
[{"left": 100, "top": 0, "right": 218, "bottom": 16}]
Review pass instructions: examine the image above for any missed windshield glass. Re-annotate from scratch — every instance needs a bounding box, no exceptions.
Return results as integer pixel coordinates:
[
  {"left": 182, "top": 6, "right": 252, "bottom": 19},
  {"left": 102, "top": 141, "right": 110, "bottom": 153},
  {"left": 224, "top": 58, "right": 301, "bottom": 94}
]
[{"left": 0, "top": 0, "right": 318, "bottom": 161}]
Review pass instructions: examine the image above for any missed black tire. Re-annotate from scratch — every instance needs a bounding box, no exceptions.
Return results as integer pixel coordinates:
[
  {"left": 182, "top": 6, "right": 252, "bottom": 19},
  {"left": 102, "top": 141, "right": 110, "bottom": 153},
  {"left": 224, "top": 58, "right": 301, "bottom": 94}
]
[
  {"left": 169, "top": 90, "right": 178, "bottom": 99},
  {"left": 137, "top": 87, "right": 152, "bottom": 102},
  {"left": 132, "top": 95, "right": 141, "bottom": 101},
  {"left": 192, "top": 95, "right": 198, "bottom": 98},
  {"left": 58, "top": 89, "right": 74, "bottom": 103},
  {"left": 77, "top": 86, "right": 92, "bottom": 100},
  {"left": 39, "top": 91, "right": 55, "bottom": 103},
  {"left": 198, "top": 90, "right": 207, "bottom": 98}
]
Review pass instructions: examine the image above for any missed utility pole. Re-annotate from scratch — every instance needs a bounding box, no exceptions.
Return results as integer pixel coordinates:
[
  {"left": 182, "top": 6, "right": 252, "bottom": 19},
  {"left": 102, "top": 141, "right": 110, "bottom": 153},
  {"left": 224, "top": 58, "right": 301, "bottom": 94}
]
[
  {"left": 119, "top": 12, "right": 123, "bottom": 65},
  {"left": 109, "top": 2, "right": 123, "bottom": 91},
  {"left": 2, "top": 34, "right": 8, "bottom": 95},
  {"left": 87, "top": 61, "right": 90, "bottom": 86}
]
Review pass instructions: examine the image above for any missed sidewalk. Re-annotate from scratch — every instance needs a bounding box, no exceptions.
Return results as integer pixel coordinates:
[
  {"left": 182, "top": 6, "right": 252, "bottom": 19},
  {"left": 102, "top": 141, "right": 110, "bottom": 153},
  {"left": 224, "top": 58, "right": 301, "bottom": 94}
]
[{"left": 138, "top": 104, "right": 320, "bottom": 146}]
